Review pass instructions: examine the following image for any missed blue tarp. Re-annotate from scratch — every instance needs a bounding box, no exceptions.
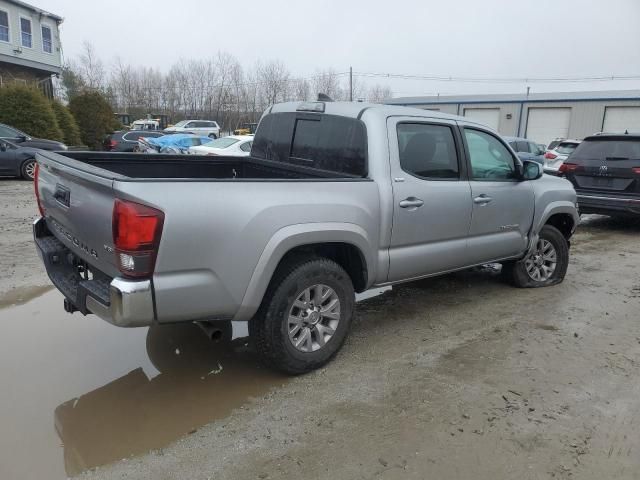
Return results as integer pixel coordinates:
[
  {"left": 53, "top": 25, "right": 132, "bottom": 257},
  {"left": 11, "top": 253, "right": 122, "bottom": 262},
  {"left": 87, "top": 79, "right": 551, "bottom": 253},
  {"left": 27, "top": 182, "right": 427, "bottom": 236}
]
[{"left": 145, "top": 134, "right": 213, "bottom": 152}]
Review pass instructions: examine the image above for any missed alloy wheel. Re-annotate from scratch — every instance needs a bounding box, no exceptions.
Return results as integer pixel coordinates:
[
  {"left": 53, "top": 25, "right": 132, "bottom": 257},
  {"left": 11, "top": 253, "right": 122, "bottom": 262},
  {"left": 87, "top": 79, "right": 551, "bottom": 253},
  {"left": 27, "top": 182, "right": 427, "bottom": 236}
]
[{"left": 288, "top": 284, "right": 341, "bottom": 353}]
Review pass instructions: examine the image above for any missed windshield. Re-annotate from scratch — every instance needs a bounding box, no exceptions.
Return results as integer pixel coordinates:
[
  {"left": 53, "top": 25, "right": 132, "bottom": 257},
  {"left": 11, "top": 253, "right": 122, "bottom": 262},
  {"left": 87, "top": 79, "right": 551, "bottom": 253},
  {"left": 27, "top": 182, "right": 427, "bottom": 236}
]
[
  {"left": 556, "top": 143, "right": 579, "bottom": 154},
  {"left": 204, "top": 138, "right": 239, "bottom": 149},
  {"left": 173, "top": 120, "right": 189, "bottom": 127}
]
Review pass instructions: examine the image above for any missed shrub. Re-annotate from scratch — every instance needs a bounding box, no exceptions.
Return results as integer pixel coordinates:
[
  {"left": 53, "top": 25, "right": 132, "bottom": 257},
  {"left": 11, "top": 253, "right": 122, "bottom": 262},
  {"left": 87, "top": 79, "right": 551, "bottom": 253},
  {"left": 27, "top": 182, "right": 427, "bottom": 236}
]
[
  {"left": 68, "top": 91, "right": 115, "bottom": 150},
  {"left": 0, "top": 84, "right": 63, "bottom": 141},
  {"left": 51, "top": 100, "right": 82, "bottom": 146}
]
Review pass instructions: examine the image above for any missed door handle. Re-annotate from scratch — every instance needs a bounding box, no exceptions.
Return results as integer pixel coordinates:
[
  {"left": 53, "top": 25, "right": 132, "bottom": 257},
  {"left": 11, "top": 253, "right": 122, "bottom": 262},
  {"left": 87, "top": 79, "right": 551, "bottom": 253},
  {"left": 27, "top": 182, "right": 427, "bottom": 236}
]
[
  {"left": 473, "top": 194, "right": 493, "bottom": 205},
  {"left": 399, "top": 197, "right": 424, "bottom": 209}
]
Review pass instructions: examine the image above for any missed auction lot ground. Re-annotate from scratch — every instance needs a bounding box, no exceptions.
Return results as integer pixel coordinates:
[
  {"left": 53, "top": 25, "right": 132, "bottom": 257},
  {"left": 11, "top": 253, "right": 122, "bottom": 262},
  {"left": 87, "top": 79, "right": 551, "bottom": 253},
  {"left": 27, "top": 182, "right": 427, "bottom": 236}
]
[{"left": 1, "top": 178, "right": 639, "bottom": 480}]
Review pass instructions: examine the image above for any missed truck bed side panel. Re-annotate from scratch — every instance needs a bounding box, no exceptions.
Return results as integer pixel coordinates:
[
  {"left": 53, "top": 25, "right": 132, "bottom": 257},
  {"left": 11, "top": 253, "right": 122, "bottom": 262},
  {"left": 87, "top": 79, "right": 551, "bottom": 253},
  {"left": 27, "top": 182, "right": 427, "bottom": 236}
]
[{"left": 114, "top": 180, "right": 381, "bottom": 323}]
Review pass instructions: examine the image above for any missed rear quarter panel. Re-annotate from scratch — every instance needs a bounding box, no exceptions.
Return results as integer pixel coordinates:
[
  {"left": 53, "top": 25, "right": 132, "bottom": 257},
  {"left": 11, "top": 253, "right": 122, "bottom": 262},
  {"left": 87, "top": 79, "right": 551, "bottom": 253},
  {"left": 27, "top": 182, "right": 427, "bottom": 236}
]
[{"left": 114, "top": 180, "right": 381, "bottom": 323}]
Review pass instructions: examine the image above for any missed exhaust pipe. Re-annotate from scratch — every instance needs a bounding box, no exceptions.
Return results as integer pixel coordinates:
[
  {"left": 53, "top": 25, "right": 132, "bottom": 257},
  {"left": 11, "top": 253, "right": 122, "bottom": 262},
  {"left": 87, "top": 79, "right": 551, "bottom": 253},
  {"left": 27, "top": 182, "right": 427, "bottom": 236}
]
[{"left": 196, "top": 321, "right": 227, "bottom": 342}]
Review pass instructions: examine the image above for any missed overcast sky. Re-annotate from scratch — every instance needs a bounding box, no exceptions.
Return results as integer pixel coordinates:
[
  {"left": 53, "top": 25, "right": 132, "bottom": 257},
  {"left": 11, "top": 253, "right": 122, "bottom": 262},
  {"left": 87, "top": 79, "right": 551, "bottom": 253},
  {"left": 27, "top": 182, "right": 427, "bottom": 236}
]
[{"left": 38, "top": 0, "right": 640, "bottom": 98}]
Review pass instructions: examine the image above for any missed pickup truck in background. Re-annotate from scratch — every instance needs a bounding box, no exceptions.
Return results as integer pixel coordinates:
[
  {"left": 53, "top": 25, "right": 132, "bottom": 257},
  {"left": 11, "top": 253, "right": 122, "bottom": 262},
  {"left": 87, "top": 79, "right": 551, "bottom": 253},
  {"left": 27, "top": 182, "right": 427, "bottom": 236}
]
[{"left": 33, "top": 101, "right": 579, "bottom": 374}]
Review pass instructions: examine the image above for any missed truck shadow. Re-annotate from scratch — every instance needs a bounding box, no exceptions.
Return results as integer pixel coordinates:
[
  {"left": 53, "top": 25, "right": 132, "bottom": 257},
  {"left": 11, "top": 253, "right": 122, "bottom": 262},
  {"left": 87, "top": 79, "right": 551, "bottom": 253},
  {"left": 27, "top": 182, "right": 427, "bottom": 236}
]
[{"left": 54, "top": 322, "right": 285, "bottom": 477}]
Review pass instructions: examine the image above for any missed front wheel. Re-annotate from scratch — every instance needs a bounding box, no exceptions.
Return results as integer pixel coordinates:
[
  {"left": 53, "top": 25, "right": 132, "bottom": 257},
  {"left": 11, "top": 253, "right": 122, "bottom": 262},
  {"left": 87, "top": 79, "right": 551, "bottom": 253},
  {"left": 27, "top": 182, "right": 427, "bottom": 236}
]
[
  {"left": 502, "top": 225, "right": 569, "bottom": 288},
  {"left": 21, "top": 158, "right": 36, "bottom": 180},
  {"left": 249, "top": 257, "right": 355, "bottom": 374}
]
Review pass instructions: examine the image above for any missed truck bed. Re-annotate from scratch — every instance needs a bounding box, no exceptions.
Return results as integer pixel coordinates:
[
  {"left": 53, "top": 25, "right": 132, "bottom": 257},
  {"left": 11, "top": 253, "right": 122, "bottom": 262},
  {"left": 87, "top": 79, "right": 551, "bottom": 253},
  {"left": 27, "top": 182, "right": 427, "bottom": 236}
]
[{"left": 48, "top": 151, "right": 361, "bottom": 181}]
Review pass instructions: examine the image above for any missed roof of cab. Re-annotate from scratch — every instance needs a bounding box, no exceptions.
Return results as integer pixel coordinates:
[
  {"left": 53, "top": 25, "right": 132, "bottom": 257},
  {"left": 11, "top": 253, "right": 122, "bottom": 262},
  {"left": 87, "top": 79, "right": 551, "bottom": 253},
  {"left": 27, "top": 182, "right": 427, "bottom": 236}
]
[{"left": 269, "top": 101, "right": 484, "bottom": 126}]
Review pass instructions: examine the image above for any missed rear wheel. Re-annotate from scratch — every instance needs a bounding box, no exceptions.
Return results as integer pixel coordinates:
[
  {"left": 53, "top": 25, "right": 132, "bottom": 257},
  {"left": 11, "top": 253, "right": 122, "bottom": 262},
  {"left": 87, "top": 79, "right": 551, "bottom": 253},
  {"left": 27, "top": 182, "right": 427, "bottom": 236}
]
[
  {"left": 249, "top": 257, "right": 355, "bottom": 374},
  {"left": 502, "top": 225, "right": 569, "bottom": 288},
  {"left": 21, "top": 158, "right": 36, "bottom": 180},
  {"left": 208, "top": 133, "right": 218, "bottom": 139}
]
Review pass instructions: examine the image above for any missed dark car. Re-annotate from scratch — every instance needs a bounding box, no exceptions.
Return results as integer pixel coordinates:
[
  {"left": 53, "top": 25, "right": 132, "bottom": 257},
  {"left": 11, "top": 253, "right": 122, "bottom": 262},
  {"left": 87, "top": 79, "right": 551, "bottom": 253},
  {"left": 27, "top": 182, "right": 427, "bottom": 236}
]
[
  {"left": 0, "top": 123, "right": 67, "bottom": 151},
  {"left": 560, "top": 133, "right": 640, "bottom": 217},
  {"left": 503, "top": 136, "right": 546, "bottom": 165},
  {"left": 103, "top": 130, "right": 165, "bottom": 152},
  {"left": 0, "top": 139, "right": 40, "bottom": 180}
]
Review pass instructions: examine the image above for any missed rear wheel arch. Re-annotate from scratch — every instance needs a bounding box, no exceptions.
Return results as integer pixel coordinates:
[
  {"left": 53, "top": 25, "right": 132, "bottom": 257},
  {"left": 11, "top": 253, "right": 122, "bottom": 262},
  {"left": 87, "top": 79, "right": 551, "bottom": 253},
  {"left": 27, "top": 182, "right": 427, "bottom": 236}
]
[
  {"left": 233, "top": 225, "right": 375, "bottom": 323},
  {"left": 274, "top": 242, "right": 368, "bottom": 293}
]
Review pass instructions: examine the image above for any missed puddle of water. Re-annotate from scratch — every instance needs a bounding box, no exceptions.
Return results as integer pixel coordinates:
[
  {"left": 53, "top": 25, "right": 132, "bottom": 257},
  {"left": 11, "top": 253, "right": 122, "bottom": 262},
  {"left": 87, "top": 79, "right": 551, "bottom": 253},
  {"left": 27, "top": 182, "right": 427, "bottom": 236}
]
[
  {"left": 0, "top": 284, "right": 54, "bottom": 310},
  {"left": 0, "top": 290, "right": 285, "bottom": 479}
]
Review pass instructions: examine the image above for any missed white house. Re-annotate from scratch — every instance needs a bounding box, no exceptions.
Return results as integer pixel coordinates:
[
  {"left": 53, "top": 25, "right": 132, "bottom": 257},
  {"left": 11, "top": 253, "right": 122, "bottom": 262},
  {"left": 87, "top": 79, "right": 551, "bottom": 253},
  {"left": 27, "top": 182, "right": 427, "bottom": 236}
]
[{"left": 0, "top": 0, "right": 63, "bottom": 97}]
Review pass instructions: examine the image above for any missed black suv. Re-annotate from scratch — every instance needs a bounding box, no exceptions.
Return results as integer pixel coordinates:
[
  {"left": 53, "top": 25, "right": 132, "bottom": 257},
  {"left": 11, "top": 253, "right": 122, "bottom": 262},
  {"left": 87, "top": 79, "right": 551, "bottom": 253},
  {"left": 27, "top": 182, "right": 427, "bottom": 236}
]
[
  {"left": 103, "top": 130, "right": 164, "bottom": 152},
  {"left": 560, "top": 133, "right": 640, "bottom": 217}
]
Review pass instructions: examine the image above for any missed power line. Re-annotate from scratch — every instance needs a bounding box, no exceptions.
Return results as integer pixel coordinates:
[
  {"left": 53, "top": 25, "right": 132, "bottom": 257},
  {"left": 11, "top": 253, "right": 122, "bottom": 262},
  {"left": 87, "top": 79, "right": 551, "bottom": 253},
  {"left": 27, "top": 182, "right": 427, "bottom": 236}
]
[{"left": 353, "top": 71, "right": 640, "bottom": 84}]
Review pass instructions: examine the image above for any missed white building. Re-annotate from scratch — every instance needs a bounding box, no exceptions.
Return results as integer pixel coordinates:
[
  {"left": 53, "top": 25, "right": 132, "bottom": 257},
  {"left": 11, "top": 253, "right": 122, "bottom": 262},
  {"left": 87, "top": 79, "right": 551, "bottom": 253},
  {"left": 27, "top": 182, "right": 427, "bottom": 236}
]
[
  {"left": 0, "top": 0, "right": 63, "bottom": 97},
  {"left": 386, "top": 90, "right": 640, "bottom": 146}
]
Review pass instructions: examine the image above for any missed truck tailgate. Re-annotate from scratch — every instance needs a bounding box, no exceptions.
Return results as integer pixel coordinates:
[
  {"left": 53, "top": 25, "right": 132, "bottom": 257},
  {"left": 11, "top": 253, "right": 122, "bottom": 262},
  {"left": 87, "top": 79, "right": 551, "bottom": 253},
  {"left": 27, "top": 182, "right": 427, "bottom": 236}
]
[{"left": 36, "top": 151, "right": 121, "bottom": 279}]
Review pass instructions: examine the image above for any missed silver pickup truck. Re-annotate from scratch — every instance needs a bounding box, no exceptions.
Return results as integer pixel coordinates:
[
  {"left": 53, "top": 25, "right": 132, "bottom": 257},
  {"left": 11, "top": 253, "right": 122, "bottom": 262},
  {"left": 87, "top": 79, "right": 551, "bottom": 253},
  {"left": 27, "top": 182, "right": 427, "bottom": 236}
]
[{"left": 33, "top": 101, "right": 579, "bottom": 373}]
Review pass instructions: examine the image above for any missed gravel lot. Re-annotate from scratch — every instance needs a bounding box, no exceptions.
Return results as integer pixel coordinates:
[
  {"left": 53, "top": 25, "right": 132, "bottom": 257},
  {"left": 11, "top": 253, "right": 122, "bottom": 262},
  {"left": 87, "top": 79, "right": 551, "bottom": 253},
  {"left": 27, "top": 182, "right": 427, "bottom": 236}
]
[{"left": 1, "top": 178, "right": 639, "bottom": 479}]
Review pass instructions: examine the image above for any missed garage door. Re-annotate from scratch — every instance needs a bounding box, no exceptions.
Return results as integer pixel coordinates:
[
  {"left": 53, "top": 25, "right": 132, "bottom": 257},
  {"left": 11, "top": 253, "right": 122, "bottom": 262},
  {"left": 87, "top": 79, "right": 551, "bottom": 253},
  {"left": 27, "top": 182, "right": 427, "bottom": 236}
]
[
  {"left": 463, "top": 108, "right": 500, "bottom": 131},
  {"left": 602, "top": 106, "right": 640, "bottom": 133},
  {"left": 525, "top": 108, "right": 571, "bottom": 145}
]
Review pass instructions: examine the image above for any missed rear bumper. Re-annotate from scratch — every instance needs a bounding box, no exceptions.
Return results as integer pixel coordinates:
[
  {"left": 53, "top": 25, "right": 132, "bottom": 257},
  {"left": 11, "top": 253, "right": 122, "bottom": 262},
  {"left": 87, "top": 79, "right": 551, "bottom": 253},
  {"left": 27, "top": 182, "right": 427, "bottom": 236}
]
[
  {"left": 577, "top": 193, "right": 640, "bottom": 216},
  {"left": 33, "top": 217, "right": 155, "bottom": 327}
]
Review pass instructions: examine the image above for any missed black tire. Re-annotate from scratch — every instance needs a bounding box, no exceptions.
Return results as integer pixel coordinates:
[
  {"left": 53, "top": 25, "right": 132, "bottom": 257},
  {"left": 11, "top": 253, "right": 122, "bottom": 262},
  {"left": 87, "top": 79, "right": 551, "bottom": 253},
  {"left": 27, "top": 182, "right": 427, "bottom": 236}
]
[
  {"left": 208, "top": 133, "right": 218, "bottom": 139},
  {"left": 21, "top": 158, "right": 36, "bottom": 181},
  {"left": 249, "top": 257, "right": 355, "bottom": 375},
  {"left": 502, "top": 225, "right": 569, "bottom": 288}
]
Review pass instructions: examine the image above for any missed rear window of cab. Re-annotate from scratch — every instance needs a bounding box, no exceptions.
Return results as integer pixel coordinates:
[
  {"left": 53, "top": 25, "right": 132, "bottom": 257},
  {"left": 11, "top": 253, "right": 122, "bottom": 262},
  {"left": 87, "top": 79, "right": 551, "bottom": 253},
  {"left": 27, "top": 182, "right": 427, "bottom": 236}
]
[{"left": 252, "top": 112, "right": 367, "bottom": 176}]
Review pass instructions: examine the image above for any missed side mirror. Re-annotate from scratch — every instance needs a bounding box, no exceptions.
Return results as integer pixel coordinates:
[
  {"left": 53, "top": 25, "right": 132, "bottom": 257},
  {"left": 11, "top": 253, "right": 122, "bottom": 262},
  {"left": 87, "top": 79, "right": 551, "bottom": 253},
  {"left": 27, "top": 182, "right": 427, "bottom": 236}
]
[
  {"left": 522, "top": 160, "right": 544, "bottom": 180},
  {"left": 0, "top": 143, "right": 6, "bottom": 152}
]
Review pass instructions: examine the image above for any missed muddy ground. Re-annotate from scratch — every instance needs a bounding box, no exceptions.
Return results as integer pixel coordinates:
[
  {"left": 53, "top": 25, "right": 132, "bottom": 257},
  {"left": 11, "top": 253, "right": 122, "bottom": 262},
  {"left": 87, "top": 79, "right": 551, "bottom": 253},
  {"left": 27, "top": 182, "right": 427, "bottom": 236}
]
[{"left": 1, "top": 178, "right": 639, "bottom": 480}]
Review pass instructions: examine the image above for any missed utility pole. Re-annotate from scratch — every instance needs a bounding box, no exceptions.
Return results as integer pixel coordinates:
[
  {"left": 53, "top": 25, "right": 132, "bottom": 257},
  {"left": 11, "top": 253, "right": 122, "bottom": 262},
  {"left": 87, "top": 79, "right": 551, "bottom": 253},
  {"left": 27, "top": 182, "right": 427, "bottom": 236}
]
[{"left": 349, "top": 66, "right": 353, "bottom": 102}]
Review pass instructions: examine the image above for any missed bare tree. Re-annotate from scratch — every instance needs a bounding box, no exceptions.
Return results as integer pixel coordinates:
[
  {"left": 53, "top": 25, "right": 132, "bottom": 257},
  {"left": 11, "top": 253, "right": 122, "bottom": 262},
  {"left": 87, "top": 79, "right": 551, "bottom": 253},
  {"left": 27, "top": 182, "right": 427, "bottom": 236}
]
[
  {"left": 258, "top": 60, "right": 291, "bottom": 107},
  {"left": 368, "top": 84, "right": 393, "bottom": 103},
  {"left": 311, "top": 69, "right": 343, "bottom": 100},
  {"left": 77, "top": 42, "right": 105, "bottom": 91},
  {"left": 290, "top": 77, "right": 311, "bottom": 102},
  {"left": 63, "top": 46, "right": 392, "bottom": 123}
]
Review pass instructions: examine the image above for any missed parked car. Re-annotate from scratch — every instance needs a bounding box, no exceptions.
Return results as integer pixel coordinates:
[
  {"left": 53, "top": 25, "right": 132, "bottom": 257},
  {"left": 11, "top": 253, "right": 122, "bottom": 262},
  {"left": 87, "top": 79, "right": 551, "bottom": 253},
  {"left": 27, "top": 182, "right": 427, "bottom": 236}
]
[
  {"left": 164, "top": 120, "right": 221, "bottom": 138},
  {"left": 234, "top": 123, "right": 258, "bottom": 135},
  {"left": 559, "top": 133, "right": 640, "bottom": 217},
  {"left": 503, "top": 136, "right": 545, "bottom": 164},
  {"left": 139, "top": 134, "right": 213, "bottom": 154},
  {"left": 188, "top": 135, "right": 253, "bottom": 156},
  {"left": 33, "top": 100, "right": 579, "bottom": 374},
  {"left": 0, "top": 139, "right": 40, "bottom": 180},
  {"left": 546, "top": 138, "right": 565, "bottom": 151},
  {"left": 543, "top": 140, "right": 581, "bottom": 174},
  {"left": 103, "top": 131, "right": 165, "bottom": 152},
  {"left": 129, "top": 119, "right": 162, "bottom": 131},
  {"left": 0, "top": 122, "right": 67, "bottom": 151}
]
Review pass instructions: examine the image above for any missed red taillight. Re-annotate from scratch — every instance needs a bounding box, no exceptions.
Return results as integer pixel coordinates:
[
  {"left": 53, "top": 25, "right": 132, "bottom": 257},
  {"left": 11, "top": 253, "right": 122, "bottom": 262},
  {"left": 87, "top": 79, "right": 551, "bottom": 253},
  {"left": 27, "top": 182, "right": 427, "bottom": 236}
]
[
  {"left": 34, "top": 163, "right": 45, "bottom": 217},
  {"left": 105, "top": 139, "right": 117, "bottom": 151},
  {"left": 632, "top": 167, "right": 640, "bottom": 175},
  {"left": 544, "top": 152, "right": 557, "bottom": 160},
  {"left": 112, "top": 199, "right": 164, "bottom": 278},
  {"left": 558, "top": 162, "right": 578, "bottom": 174}
]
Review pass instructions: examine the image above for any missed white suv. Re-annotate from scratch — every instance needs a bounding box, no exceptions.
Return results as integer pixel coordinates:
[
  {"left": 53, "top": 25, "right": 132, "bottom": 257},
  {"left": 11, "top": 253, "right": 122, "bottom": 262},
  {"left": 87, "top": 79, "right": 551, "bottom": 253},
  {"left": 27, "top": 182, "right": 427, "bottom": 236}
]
[{"left": 164, "top": 120, "right": 221, "bottom": 138}]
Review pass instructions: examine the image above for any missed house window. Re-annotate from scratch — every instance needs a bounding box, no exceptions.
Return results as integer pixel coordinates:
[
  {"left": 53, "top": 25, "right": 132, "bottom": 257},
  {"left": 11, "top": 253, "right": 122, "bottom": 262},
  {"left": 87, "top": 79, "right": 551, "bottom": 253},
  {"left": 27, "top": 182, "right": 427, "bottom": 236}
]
[
  {"left": 20, "top": 17, "right": 32, "bottom": 48},
  {"left": 0, "top": 10, "right": 9, "bottom": 42},
  {"left": 41, "top": 25, "right": 52, "bottom": 53}
]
